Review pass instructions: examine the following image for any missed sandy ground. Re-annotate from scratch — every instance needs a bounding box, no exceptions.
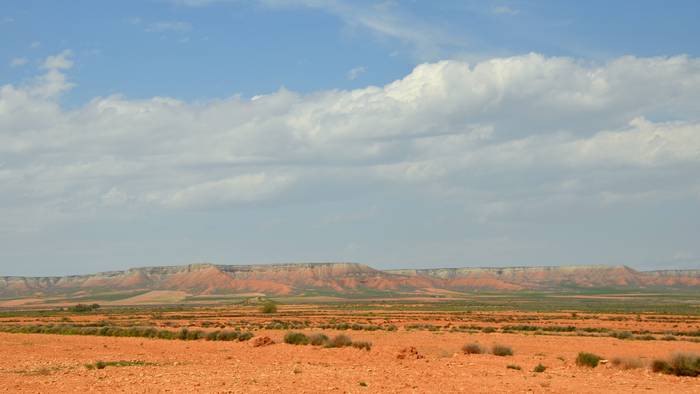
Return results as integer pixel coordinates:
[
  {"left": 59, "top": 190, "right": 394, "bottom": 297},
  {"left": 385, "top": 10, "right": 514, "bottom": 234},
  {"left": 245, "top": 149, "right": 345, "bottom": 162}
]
[{"left": 2, "top": 330, "right": 700, "bottom": 393}]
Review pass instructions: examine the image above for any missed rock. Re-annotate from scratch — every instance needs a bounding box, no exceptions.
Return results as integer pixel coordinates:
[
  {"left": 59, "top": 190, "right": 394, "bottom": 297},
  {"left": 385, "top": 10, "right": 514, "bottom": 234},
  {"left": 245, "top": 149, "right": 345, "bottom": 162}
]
[
  {"left": 252, "top": 336, "right": 275, "bottom": 347},
  {"left": 397, "top": 347, "right": 424, "bottom": 360}
]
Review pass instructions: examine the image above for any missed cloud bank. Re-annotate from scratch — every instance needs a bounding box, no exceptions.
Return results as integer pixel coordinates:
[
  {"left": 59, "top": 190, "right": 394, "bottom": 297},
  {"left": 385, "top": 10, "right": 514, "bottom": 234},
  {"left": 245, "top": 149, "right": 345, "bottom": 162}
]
[{"left": 1, "top": 51, "right": 700, "bottom": 270}]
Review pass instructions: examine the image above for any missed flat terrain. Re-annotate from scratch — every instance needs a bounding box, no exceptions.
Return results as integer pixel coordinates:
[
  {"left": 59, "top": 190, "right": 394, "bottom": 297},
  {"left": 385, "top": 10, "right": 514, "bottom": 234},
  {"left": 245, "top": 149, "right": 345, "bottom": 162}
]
[
  {"left": 1, "top": 300, "right": 700, "bottom": 393},
  {"left": 2, "top": 329, "right": 700, "bottom": 393}
]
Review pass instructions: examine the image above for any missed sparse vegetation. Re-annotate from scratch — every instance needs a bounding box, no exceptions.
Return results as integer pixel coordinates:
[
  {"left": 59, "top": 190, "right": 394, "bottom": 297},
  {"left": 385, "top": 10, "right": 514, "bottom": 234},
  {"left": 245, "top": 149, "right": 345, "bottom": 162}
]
[
  {"left": 611, "top": 357, "right": 643, "bottom": 370},
  {"left": 0, "top": 324, "right": 252, "bottom": 342},
  {"left": 507, "top": 364, "right": 521, "bottom": 370},
  {"left": 283, "top": 331, "right": 368, "bottom": 350},
  {"left": 576, "top": 352, "right": 601, "bottom": 368},
  {"left": 261, "top": 302, "right": 278, "bottom": 314},
  {"left": 610, "top": 331, "right": 633, "bottom": 340},
  {"left": 68, "top": 304, "right": 101, "bottom": 313},
  {"left": 533, "top": 363, "right": 546, "bottom": 373},
  {"left": 461, "top": 343, "right": 484, "bottom": 354},
  {"left": 652, "top": 353, "right": 700, "bottom": 377},
  {"left": 309, "top": 333, "right": 329, "bottom": 346},
  {"left": 492, "top": 344, "right": 513, "bottom": 356},
  {"left": 284, "top": 332, "right": 310, "bottom": 345},
  {"left": 351, "top": 341, "right": 372, "bottom": 351},
  {"left": 326, "top": 334, "right": 353, "bottom": 348},
  {"left": 85, "top": 360, "right": 155, "bottom": 370}
]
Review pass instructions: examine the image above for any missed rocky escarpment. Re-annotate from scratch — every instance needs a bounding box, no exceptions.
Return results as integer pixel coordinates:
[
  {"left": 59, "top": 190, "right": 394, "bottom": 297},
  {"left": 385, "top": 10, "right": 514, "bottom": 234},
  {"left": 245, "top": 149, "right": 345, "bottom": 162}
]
[{"left": 2, "top": 263, "right": 700, "bottom": 298}]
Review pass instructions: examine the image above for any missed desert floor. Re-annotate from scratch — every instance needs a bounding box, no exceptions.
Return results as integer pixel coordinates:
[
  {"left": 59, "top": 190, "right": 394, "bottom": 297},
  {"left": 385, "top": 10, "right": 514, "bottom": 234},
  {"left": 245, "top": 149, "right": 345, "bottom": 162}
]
[{"left": 2, "top": 329, "right": 700, "bottom": 393}]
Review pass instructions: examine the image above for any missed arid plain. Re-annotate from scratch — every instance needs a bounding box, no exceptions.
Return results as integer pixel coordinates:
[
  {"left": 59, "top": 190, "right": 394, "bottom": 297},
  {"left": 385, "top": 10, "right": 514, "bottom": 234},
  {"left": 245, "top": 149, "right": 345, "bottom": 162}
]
[
  {"left": 3, "top": 303, "right": 700, "bottom": 393},
  {"left": 2, "top": 263, "right": 700, "bottom": 393}
]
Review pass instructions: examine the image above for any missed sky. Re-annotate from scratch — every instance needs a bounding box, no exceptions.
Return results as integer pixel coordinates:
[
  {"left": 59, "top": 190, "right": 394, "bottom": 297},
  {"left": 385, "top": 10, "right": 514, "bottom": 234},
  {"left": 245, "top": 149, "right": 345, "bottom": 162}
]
[{"left": 1, "top": 1, "right": 700, "bottom": 276}]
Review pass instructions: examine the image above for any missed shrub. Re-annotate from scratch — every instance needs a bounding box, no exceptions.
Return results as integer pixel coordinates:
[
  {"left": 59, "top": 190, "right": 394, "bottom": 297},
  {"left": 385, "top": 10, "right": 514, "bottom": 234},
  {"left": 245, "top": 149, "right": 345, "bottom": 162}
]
[
  {"left": 481, "top": 327, "right": 496, "bottom": 333},
  {"left": 651, "top": 359, "right": 672, "bottom": 374},
  {"left": 635, "top": 334, "right": 655, "bottom": 341},
  {"left": 610, "top": 331, "right": 633, "bottom": 340},
  {"left": 326, "top": 334, "right": 353, "bottom": 348},
  {"left": 284, "top": 332, "right": 310, "bottom": 345},
  {"left": 309, "top": 333, "right": 329, "bottom": 346},
  {"left": 492, "top": 345, "right": 513, "bottom": 357},
  {"left": 507, "top": 364, "right": 521, "bottom": 370},
  {"left": 237, "top": 331, "right": 254, "bottom": 341},
  {"left": 661, "top": 335, "right": 677, "bottom": 341},
  {"left": 216, "top": 330, "right": 240, "bottom": 341},
  {"left": 205, "top": 331, "right": 220, "bottom": 341},
  {"left": 261, "top": 302, "right": 278, "bottom": 314},
  {"left": 186, "top": 329, "right": 204, "bottom": 340},
  {"left": 462, "top": 343, "right": 484, "bottom": 354},
  {"left": 576, "top": 352, "right": 601, "bottom": 368},
  {"left": 667, "top": 353, "right": 700, "bottom": 377},
  {"left": 611, "top": 357, "right": 643, "bottom": 370},
  {"left": 85, "top": 360, "right": 153, "bottom": 370},
  {"left": 68, "top": 304, "right": 100, "bottom": 313},
  {"left": 352, "top": 341, "right": 372, "bottom": 351},
  {"left": 533, "top": 363, "right": 546, "bottom": 373}
]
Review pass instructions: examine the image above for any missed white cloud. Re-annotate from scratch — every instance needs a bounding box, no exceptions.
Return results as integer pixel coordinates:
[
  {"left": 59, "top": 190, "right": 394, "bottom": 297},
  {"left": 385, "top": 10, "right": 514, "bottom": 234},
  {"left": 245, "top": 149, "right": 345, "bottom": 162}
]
[
  {"left": 146, "top": 20, "right": 192, "bottom": 33},
  {"left": 1, "top": 51, "right": 699, "bottom": 230},
  {"left": 347, "top": 66, "right": 366, "bottom": 80},
  {"left": 9, "top": 57, "right": 28, "bottom": 67},
  {"left": 492, "top": 5, "right": 518, "bottom": 15},
  {"left": 42, "top": 50, "right": 73, "bottom": 70},
  {"left": 162, "top": 173, "right": 296, "bottom": 208},
  {"left": 258, "top": 0, "right": 464, "bottom": 59}
]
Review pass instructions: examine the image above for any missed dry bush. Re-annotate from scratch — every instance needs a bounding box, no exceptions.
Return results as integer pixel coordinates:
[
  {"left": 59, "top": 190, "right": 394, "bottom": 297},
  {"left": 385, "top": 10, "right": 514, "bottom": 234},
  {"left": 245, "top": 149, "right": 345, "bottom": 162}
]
[
  {"left": 462, "top": 343, "right": 484, "bottom": 354},
  {"left": 284, "top": 332, "right": 309, "bottom": 345},
  {"left": 611, "top": 357, "right": 643, "bottom": 370},
  {"left": 653, "top": 353, "right": 700, "bottom": 377},
  {"left": 326, "top": 334, "right": 353, "bottom": 348},
  {"left": 492, "top": 344, "right": 513, "bottom": 356},
  {"left": 309, "top": 333, "right": 329, "bottom": 346},
  {"left": 576, "top": 352, "right": 601, "bottom": 368}
]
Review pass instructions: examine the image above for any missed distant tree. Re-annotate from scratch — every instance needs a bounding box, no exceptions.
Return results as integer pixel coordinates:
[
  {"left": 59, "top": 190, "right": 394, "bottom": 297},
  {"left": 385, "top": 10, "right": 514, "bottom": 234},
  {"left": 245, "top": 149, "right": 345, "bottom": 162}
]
[
  {"left": 68, "top": 303, "right": 101, "bottom": 313},
  {"left": 261, "top": 301, "right": 277, "bottom": 314}
]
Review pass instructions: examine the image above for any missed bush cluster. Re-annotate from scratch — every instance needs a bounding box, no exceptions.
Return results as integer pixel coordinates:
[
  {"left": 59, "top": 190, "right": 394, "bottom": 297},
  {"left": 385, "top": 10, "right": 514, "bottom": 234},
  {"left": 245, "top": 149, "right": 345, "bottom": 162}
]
[
  {"left": 652, "top": 353, "right": 700, "bottom": 377},
  {"left": 85, "top": 360, "right": 153, "bottom": 370},
  {"left": 68, "top": 304, "right": 101, "bottom": 313},
  {"left": 283, "top": 331, "right": 371, "bottom": 350},
  {"left": 204, "top": 329, "right": 254, "bottom": 342},
  {"left": 492, "top": 344, "right": 513, "bottom": 357},
  {"left": 0, "top": 324, "right": 253, "bottom": 342},
  {"left": 461, "top": 343, "right": 485, "bottom": 354},
  {"left": 576, "top": 352, "right": 601, "bottom": 368}
]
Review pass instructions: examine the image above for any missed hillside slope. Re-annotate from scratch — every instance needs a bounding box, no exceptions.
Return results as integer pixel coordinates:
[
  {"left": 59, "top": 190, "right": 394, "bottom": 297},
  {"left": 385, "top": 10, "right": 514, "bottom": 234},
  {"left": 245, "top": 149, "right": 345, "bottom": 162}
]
[{"left": 1, "top": 263, "right": 699, "bottom": 298}]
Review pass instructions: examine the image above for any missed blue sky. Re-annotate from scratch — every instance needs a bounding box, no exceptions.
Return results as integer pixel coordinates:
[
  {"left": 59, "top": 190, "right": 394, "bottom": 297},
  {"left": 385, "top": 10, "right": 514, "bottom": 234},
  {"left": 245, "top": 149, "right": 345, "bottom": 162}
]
[
  {"left": 1, "top": 1, "right": 700, "bottom": 275},
  {"left": 4, "top": 1, "right": 699, "bottom": 102}
]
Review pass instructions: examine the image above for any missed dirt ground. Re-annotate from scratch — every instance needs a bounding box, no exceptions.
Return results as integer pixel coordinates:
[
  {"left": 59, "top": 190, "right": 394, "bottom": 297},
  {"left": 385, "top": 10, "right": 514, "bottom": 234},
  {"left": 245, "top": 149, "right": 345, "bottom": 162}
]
[{"left": 2, "top": 330, "right": 700, "bottom": 393}]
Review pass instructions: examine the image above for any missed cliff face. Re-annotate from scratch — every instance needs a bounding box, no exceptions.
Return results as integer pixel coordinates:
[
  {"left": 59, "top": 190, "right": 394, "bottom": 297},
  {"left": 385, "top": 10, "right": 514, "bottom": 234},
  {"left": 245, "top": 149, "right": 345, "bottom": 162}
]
[
  {"left": 388, "top": 265, "right": 645, "bottom": 290},
  {"left": 0, "top": 263, "right": 412, "bottom": 297},
  {"left": 2, "top": 263, "right": 700, "bottom": 298}
]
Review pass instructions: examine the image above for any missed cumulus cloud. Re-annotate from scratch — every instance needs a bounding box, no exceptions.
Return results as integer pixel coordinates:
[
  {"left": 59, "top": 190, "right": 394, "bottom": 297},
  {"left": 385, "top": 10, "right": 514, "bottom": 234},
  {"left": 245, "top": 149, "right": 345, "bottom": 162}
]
[
  {"left": 42, "top": 50, "right": 73, "bottom": 69},
  {"left": 347, "top": 66, "right": 366, "bottom": 80},
  {"left": 1, "top": 51, "right": 700, "bottom": 232}
]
